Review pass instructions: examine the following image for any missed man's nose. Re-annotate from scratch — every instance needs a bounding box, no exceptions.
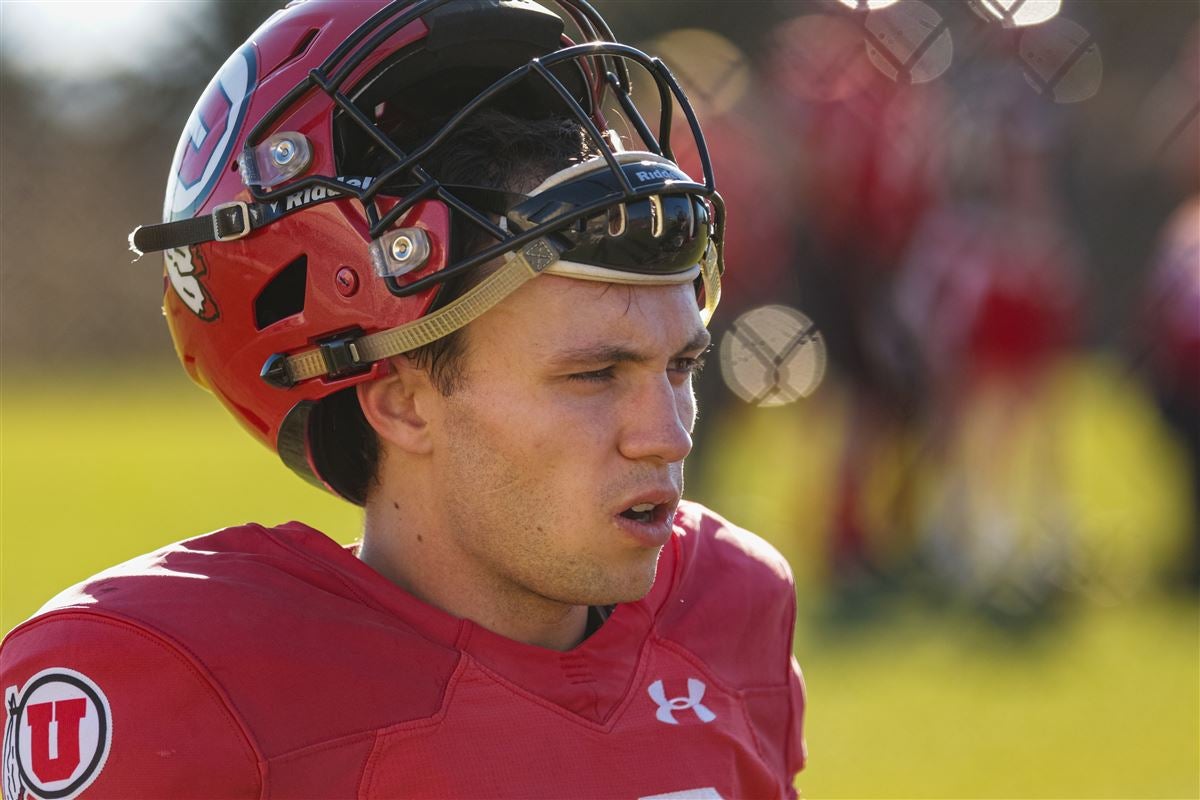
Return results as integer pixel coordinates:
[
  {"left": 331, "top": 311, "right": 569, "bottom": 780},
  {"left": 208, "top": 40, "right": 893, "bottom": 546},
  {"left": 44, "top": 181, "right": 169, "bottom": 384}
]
[{"left": 618, "top": 375, "right": 694, "bottom": 464}]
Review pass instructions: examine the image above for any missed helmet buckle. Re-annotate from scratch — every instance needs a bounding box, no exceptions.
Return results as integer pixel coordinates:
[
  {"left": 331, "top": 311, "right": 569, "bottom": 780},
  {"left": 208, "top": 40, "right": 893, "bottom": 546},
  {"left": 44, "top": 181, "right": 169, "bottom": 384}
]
[
  {"left": 213, "top": 201, "right": 252, "bottom": 242},
  {"left": 318, "top": 331, "right": 370, "bottom": 381}
]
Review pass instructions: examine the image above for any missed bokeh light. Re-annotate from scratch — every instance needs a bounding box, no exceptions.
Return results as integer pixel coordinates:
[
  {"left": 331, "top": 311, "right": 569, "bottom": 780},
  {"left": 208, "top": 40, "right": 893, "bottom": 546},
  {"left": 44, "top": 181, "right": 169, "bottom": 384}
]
[
  {"left": 768, "top": 14, "right": 878, "bottom": 102},
  {"left": 971, "top": 0, "right": 1063, "bottom": 28},
  {"left": 719, "top": 305, "right": 827, "bottom": 406},
  {"left": 644, "top": 28, "right": 752, "bottom": 117},
  {"left": 1019, "top": 17, "right": 1103, "bottom": 104},
  {"left": 863, "top": 1, "right": 954, "bottom": 85},
  {"left": 835, "top": 0, "right": 902, "bottom": 11}
]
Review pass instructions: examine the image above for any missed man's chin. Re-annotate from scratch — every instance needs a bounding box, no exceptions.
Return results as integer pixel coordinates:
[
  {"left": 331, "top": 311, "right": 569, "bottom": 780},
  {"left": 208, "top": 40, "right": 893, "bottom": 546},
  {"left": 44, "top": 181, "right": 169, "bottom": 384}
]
[{"left": 587, "top": 558, "right": 661, "bottom": 606}]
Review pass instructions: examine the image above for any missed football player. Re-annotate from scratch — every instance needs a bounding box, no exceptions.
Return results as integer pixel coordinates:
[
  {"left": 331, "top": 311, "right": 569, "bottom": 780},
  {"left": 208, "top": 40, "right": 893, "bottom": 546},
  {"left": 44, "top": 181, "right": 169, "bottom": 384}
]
[{"left": 1, "top": 1, "right": 806, "bottom": 797}]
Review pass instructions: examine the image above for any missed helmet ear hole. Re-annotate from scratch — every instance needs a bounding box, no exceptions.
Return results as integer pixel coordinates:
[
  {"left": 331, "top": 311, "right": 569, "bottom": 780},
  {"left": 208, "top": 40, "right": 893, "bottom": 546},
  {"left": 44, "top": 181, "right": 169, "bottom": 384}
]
[{"left": 254, "top": 255, "right": 308, "bottom": 330}]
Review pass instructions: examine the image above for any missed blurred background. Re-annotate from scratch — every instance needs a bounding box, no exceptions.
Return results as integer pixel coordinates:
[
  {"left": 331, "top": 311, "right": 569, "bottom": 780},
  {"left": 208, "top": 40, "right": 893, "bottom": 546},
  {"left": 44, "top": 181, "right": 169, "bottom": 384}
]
[{"left": 1, "top": 0, "right": 1197, "bottom": 796}]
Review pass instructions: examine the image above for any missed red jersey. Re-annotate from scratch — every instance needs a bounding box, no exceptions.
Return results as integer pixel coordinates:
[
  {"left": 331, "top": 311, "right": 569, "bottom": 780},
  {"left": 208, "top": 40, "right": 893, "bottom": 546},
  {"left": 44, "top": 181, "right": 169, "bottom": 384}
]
[{"left": 2, "top": 502, "right": 805, "bottom": 799}]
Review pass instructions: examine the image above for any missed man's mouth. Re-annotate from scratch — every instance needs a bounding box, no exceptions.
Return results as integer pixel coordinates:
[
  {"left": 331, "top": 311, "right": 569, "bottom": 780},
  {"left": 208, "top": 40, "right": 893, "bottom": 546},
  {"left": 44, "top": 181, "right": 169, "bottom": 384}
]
[
  {"left": 620, "top": 502, "right": 658, "bottom": 523},
  {"left": 612, "top": 491, "right": 680, "bottom": 548}
]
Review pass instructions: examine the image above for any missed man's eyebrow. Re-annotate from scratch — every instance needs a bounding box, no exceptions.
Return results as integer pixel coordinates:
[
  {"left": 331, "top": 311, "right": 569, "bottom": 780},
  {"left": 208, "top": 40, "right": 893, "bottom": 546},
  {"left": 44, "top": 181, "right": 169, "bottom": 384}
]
[
  {"left": 680, "top": 329, "right": 712, "bottom": 355},
  {"left": 549, "top": 329, "right": 712, "bottom": 366}
]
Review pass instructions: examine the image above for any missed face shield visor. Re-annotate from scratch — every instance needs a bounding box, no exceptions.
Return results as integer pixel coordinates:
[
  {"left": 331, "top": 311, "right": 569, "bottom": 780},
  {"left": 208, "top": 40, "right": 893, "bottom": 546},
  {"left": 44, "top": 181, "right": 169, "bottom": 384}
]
[{"left": 506, "top": 152, "right": 713, "bottom": 286}]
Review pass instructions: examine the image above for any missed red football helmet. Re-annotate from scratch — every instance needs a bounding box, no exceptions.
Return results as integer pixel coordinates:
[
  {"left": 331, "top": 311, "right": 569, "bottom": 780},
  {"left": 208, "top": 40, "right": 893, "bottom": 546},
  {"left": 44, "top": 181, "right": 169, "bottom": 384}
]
[{"left": 130, "top": 0, "right": 724, "bottom": 502}]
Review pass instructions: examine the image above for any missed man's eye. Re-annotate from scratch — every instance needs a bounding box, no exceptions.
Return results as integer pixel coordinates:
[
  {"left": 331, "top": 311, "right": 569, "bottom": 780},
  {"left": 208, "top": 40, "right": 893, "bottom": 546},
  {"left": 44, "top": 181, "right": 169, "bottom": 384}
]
[
  {"left": 671, "top": 354, "right": 707, "bottom": 375},
  {"left": 568, "top": 367, "right": 615, "bottom": 383}
]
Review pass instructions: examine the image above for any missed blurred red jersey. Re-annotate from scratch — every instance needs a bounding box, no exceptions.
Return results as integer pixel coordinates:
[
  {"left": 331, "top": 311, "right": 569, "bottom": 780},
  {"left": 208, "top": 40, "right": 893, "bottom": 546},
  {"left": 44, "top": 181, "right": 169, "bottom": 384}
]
[{"left": 2, "top": 501, "right": 805, "bottom": 799}]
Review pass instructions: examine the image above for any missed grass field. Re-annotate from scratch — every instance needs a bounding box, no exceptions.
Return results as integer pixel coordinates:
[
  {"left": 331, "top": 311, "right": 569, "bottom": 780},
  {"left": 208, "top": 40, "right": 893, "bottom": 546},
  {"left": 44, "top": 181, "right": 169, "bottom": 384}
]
[{"left": 2, "top": 367, "right": 1197, "bottom": 798}]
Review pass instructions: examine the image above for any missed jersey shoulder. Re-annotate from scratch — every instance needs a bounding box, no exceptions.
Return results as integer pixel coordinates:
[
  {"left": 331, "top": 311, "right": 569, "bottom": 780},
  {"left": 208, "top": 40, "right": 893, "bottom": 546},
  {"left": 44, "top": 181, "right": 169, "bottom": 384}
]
[
  {"left": 672, "top": 500, "right": 796, "bottom": 590},
  {"left": 660, "top": 501, "right": 807, "bottom": 779},
  {"left": 3, "top": 524, "right": 459, "bottom": 771},
  {"left": 659, "top": 501, "right": 798, "bottom": 686},
  {"left": 2, "top": 601, "right": 262, "bottom": 798}
]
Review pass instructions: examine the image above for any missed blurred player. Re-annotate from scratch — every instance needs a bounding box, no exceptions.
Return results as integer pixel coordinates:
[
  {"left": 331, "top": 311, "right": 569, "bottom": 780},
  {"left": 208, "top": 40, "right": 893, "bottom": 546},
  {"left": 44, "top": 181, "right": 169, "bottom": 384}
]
[
  {"left": 0, "top": 2, "right": 805, "bottom": 797},
  {"left": 1140, "top": 195, "right": 1200, "bottom": 589},
  {"left": 1139, "top": 26, "right": 1200, "bottom": 591},
  {"left": 764, "top": 13, "right": 945, "bottom": 596},
  {"left": 895, "top": 66, "right": 1084, "bottom": 620}
]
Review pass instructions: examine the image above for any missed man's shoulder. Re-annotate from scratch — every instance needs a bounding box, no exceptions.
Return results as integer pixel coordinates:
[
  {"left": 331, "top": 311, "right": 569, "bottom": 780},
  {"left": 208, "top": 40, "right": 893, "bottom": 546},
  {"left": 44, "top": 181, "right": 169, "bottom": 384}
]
[
  {"left": 672, "top": 500, "right": 795, "bottom": 591},
  {"left": 657, "top": 501, "right": 798, "bottom": 687},
  {"left": 28, "top": 521, "right": 365, "bottom": 623},
  {"left": 2, "top": 522, "right": 460, "bottom": 761}
]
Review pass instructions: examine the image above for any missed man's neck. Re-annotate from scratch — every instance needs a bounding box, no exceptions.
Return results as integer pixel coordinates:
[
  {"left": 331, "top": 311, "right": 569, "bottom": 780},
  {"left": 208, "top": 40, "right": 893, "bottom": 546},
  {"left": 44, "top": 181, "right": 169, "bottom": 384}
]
[{"left": 359, "top": 503, "right": 589, "bottom": 652}]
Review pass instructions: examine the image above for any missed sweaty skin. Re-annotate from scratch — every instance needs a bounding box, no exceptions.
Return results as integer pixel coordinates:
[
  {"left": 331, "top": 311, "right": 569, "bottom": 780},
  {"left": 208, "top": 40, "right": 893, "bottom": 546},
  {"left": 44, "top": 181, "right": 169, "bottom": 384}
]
[{"left": 359, "top": 276, "right": 710, "bottom": 651}]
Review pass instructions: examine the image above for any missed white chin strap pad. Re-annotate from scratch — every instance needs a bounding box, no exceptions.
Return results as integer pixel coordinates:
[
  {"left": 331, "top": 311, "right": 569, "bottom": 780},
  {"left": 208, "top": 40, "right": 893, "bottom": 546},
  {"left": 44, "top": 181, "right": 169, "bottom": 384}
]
[{"left": 544, "top": 259, "right": 701, "bottom": 285}]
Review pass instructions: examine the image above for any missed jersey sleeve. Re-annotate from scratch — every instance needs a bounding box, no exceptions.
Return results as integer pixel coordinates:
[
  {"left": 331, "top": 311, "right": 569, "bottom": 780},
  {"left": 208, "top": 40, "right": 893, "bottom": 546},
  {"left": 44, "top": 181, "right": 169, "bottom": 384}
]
[
  {"left": 664, "top": 504, "right": 809, "bottom": 791},
  {"left": 786, "top": 652, "right": 807, "bottom": 795},
  {"left": 2, "top": 610, "right": 261, "bottom": 799}
]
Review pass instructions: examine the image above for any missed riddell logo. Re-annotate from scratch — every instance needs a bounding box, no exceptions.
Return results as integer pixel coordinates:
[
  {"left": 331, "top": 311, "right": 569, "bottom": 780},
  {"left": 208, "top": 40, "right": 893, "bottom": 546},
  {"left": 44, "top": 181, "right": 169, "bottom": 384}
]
[
  {"left": 647, "top": 678, "right": 716, "bottom": 725},
  {"left": 635, "top": 168, "right": 677, "bottom": 183},
  {"left": 3, "top": 668, "right": 112, "bottom": 800}
]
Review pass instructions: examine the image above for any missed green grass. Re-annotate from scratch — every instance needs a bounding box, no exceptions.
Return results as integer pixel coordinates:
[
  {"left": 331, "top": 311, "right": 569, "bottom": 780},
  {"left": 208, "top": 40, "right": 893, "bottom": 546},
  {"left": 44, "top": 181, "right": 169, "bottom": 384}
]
[
  {"left": 794, "top": 596, "right": 1199, "bottom": 798},
  {"left": 1, "top": 367, "right": 360, "bottom": 630},
  {"left": 2, "top": 368, "right": 1197, "bottom": 798}
]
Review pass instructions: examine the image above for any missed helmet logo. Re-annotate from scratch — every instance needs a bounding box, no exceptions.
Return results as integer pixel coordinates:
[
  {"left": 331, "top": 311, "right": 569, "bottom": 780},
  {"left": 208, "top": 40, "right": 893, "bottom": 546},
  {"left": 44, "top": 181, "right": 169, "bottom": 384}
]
[
  {"left": 635, "top": 168, "right": 677, "bottom": 183},
  {"left": 165, "top": 247, "right": 220, "bottom": 321},
  {"left": 163, "top": 45, "right": 258, "bottom": 222}
]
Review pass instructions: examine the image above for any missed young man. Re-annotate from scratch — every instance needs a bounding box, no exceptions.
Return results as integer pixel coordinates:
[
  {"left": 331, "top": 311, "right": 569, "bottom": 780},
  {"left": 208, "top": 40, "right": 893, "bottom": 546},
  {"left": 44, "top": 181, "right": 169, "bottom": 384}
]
[{"left": 2, "top": 1, "right": 805, "bottom": 797}]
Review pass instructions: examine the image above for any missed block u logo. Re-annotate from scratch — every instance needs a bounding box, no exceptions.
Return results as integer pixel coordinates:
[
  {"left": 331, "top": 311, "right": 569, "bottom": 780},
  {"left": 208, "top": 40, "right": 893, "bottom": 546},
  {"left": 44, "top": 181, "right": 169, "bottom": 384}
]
[
  {"left": 26, "top": 698, "right": 88, "bottom": 782},
  {"left": 4, "top": 668, "right": 111, "bottom": 800}
]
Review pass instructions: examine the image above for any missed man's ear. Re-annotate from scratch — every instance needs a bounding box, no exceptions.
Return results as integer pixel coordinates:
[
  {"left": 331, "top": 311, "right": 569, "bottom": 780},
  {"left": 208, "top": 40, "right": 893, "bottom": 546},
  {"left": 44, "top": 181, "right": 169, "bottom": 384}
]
[{"left": 357, "top": 357, "right": 436, "bottom": 456}]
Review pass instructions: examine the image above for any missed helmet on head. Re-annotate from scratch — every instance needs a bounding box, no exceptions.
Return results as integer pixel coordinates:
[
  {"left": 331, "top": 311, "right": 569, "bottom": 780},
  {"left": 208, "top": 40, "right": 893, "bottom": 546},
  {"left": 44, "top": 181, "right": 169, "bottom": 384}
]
[{"left": 130, "top": 0, "right": 725, "bottom": 503}]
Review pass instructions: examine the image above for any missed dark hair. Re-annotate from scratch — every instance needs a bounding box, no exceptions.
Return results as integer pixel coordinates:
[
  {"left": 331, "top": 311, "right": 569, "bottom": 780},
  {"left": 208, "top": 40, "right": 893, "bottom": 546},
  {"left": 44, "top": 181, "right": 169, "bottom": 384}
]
[
  {"left": 406, "top": 110, "right": 604, "bottom": 392},
  {"left": 321, "top": 110, "right": 603, "bottom": 503}
]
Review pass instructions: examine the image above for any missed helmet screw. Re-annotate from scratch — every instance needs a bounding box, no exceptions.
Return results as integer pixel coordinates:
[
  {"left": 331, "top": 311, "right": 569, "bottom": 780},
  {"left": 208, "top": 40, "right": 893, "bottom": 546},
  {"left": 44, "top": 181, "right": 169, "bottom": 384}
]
[
  {"left": 335, "top": 267, "right": 359, "bottom": 297},
  {"left": 391, "top": 235, "right": 414, "bottom": 262},
  {"left": 270, "top": 138, "right": 296, "bottom": 166},
  {"left": 372, "top": 228, "right": 430, "bottom": 277}
]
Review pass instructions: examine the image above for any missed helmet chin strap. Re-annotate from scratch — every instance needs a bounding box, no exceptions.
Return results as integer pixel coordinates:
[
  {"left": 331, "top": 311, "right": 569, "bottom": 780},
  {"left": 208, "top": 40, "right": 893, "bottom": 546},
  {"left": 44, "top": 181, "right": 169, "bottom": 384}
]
[
  {"left": 262, "top": 237, "right": 561, "bottom": 388},
  {"left": 698, "top": 240, "right": 721, "bottom": 325}
]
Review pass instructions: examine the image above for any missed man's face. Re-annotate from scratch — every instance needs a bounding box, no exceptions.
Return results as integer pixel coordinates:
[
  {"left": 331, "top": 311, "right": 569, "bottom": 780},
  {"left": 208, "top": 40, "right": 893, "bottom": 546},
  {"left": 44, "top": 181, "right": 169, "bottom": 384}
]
[{"left": 430, "top": 275, "right": 710, "bottom": 608}]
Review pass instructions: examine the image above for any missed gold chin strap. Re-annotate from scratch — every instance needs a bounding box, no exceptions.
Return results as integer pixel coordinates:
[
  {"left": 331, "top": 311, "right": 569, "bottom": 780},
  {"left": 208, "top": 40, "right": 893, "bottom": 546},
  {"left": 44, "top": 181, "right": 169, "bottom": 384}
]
[
  {"left": 276, "top": 237, "right": 722, "bottom": 386},
  {"left": 699, "top": 241, "right": 721, "bottom": 326},
  {"left": 279, "top": 238, "right": 559, "bottom": 385}
]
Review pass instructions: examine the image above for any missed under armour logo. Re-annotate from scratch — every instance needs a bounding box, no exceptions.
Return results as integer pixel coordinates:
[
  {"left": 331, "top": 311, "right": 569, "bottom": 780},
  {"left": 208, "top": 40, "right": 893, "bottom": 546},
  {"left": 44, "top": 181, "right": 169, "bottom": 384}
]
[{"left": 647, "top": 679, "right": 716, "bottom": 725}]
